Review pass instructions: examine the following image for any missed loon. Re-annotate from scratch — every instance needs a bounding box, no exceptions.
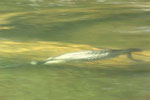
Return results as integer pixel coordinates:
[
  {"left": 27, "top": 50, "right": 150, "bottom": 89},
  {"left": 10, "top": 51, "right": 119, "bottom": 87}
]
[{"left": 31, "top": 48, "right": 142, "bottom": 65}]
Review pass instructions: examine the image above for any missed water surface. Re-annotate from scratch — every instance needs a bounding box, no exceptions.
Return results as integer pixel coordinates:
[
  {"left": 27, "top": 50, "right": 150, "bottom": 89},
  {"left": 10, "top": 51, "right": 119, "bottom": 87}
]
[{"left": 0, "top": 0, "right": 150, "bottom": 100}]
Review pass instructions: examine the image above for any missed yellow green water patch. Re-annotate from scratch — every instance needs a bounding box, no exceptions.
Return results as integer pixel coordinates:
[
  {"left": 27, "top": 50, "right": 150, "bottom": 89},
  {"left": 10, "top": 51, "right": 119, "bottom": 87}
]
[
  {"left": 0, "top": 40, "right": 98, "bottom": 60},
  {"left": 0, "top": 8, "right": 98, "bottom": 26},
  {"left": 0, "top": 40, "right": 149, "bottom": 68},
  {"left": 0, "top": 12, "right": 27, "bottom": 25},
  {"left": 0, "top": 5, "right": 146, "bottom": 28},
  {"left": 0, "top": 26, "right": 14, "bottom": 30}
]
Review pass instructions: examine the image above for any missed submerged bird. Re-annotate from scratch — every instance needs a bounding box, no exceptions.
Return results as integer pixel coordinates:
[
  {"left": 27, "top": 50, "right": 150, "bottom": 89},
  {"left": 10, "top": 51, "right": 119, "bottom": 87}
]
[{"left": 31, "top": 48, "right": 142, "bottom": 65}]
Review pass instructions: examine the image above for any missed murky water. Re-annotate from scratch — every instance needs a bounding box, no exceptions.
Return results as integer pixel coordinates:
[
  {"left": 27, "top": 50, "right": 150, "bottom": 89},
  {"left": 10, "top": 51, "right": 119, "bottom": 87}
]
[{"left": 0, "top": 0, "right": 150, "bottom": 100}]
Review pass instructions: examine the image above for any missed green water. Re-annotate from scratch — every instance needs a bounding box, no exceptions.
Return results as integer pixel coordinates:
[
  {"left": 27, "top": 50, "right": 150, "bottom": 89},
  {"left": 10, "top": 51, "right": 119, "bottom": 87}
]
[{"left": 0, "top": 0, "right": 150, "bottom": 100}]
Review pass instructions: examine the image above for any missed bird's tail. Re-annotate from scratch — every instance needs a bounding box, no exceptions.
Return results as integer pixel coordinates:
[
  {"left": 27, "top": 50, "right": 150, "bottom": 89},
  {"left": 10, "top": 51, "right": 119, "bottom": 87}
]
[
  {"left": 31, "top": 61, "right": 38, "bottom": 65},
  {"left": 30, "top": 61, "right": 45, "bottom": 65}
]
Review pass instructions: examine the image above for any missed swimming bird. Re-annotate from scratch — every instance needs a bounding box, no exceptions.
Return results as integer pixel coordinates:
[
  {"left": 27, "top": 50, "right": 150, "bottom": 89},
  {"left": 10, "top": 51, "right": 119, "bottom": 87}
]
[{"left": 31, "top": 48, "right": 142, "bottom": 65}]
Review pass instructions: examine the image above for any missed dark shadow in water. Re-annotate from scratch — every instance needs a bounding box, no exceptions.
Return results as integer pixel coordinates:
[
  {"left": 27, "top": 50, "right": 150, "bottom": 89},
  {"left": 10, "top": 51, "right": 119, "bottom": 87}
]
[
  {"left": 0, "top": 11, "right": 149, "bottom": 44},
  {"left": 2, "top": 60, "right": 150, "bottom": 78}
]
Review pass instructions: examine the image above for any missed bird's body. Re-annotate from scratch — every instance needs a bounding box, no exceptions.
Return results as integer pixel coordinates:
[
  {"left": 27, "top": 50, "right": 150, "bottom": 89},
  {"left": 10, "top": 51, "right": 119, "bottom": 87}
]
[{"left": 31, "top": 48, "right": 142, "bottom": 65}]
